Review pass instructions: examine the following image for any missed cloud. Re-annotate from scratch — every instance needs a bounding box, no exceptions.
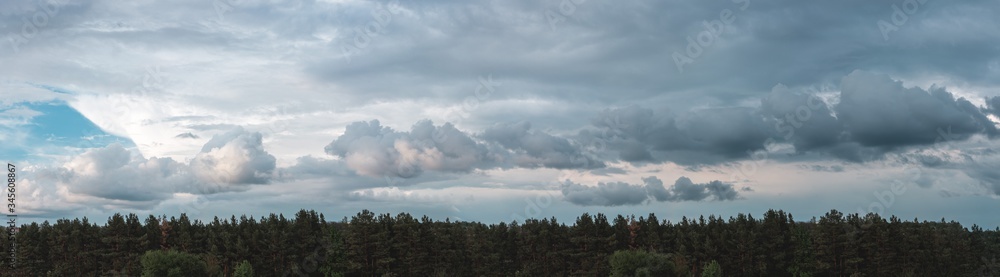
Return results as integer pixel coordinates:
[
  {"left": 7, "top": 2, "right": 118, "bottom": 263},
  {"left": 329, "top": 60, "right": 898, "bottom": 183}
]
[
  {"left": 965, "top": 161, "right": 1000, "bottom": 196},
  {"left": 798, "top": 164, "right": 846, "bottom": 172},
  {"left": 584, "top": 71, "right": 1000, "bottom": 165},
  {"left": 22, "top": 127, "right": 277, "bottom": 212},
  {"left": 481, "top": 121, "right": 604, "bottom": 169},
  {"left": 324, "top": 120, "right": 495, "bottom": 178},
  {"left": 324, "top": 119, "right": 604, "bottom": 179},
  {"left": 175, "top": 132, "right": 199, "bottom": 139},
  {"left": 835, "top": 71, "right": 997, "bottom": 147},
  {"left": 560, "top": 180, "right": 650, "bottom": 207},
  {"left": 585, "top": 105, "right": 771, "bottom": 165},
  {"left": 60, "top": 144, "right": 179, "bottom": 202},
  {"left": 668, "top": 177, "right": 740, "bottom": 201},
  {"left": 986, "top": 96, "right": 1000, "bottom": 118},
  {"left": 561, "top": 176, "right": 741, "bottom": 206},
  {"left": 955, "top": 142, "right": 1000, "bottom": 196},
  {"left": 760, "top": 84, "right": 841, "bottom": 151},
  {"left": 191, "top": 127, "right": 277, "bottom": 186},
  {"left": 278, "top": 155, "right": 356, "bottom": 180}
]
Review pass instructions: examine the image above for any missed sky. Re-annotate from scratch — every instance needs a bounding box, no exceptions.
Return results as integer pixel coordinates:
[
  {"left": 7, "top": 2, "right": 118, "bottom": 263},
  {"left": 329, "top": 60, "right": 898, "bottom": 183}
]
[{"left": 1, "top": 0, "right": 999, "bottom": 227}]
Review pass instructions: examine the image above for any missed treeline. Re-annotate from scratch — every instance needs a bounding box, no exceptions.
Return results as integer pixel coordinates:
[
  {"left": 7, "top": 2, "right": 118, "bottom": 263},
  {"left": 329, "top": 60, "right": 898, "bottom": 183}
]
[{"left": 1, "top": 209, "right": 998, "bottom": 276}]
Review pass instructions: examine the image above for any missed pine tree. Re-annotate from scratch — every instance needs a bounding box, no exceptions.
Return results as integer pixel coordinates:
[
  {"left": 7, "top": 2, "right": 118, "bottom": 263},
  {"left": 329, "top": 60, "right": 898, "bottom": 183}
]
[
  {"left": 701, "top": 260, "right": 723, "bottom": 277},
  {"left": 345, "top": 210, "right": 377, "bottom": 275},
  {"left": 320, "top": 223, "right": 348, "bottom": 277},
  {"left": 234, "top": 260, "right": 254, "bottom": 277}
]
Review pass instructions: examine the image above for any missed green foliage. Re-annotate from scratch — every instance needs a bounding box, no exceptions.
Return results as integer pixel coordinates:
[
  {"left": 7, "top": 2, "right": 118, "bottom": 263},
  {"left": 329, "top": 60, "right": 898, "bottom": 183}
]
[
  {"left": 0, "top": 209, "right": 997, "bottom": 276},
  {"left": 234, "top": 260, "right": 254, "bottom": 277},
  {"left": 320, "top": 225, "right": 348, "bottom": 277},
  {"left": 609, "top": 250, "right": 678, "bottom": 277},
  {"left": 140, "top": 250, "right": 208, "bottom": 277},
  {"left": 701, "top": 260, "right": 722, "bottom": 277}
]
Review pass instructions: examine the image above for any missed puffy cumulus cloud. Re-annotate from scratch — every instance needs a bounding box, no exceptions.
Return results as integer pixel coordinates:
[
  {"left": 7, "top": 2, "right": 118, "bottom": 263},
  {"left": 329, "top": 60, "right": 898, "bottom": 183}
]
[
  {"left": 583, "top": 105, "right": 771, "bottom": 165},
  {"left": 61, "top": 144, "right": 188, "bottom": 202},
  {"left": 836, "top": 71, "right": 998, "bottom": 148},
  {"left": 481, "top": 121, "right": 604, "bottom": 169},
  {"left": 191, "top": 127, "right": 277, "bottom": 186},
  {"left": 561, "top": 176, "right": 741, "bottom": 206},
  {"left": 21, "top": 127, "right": 277, "bottom": 211},
  {"left": 325, "top": 120, "right": 495, "bottom": 178}
]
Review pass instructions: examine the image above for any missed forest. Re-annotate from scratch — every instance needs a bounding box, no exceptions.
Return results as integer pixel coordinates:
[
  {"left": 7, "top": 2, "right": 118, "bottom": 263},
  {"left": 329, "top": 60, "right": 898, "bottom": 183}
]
[{"left": 1, "top": 209, "right": 998, "bottom": 276}]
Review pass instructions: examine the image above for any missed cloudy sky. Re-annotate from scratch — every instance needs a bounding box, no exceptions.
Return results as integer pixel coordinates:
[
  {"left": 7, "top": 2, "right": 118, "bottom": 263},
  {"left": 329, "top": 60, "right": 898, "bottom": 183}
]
[{"left": 2, "top": 0, "right": 999, "bottom": 227}]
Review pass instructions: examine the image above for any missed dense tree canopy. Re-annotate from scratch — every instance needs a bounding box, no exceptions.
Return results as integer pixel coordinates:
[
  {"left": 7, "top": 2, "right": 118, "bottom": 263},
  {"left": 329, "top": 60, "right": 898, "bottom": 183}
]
[
  {"left": 0, "top": 209, "right": 997, "bottom": 276},
  {"left": 140, "top": 250, "right": 210, "bottom": 277}
]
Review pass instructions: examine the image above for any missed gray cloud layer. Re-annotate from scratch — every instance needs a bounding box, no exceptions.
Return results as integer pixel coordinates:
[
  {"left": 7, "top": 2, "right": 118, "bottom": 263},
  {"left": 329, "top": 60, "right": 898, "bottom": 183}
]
[
  {"left": 585, "top": 105, "right": 771, "bottom": 165},
  {"left": 584, "top": 71, "right": 999, "bottom": 165},
  {"left": 323, "top": 119, "right": 601, "bottom": 179},
  {"left": 561, "top": 176, "right": 741, "bottom": 206},
  {"left": 986, "top": 96, "right": 1000, "bottom": 118},
  {"left": 481, "top": 121, "right": 604, "bottom": 169},
  {"left": 836, "top": 71, "right": 997, "bottom": 147}
]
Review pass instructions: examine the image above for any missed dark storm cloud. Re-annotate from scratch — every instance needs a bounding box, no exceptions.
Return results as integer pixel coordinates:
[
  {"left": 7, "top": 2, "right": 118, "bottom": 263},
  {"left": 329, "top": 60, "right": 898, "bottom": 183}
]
[
  {"left": 584, "top": 105, "right": 771, "bottom": 165},
  {"left": 776, "top": 71, "right": 999, "bottom": 162},
  {"left": 760, "top": 84, "right": 841, "bottom": 151},
  {"left": 835, "top": 71, "right": 997, "bottom": 147},
  {"left": 481, "top": 121, "right": 603, "bottom": 169},
  {"left": 584, "top": 71, "right": 999, "bottom": 165},
  {"left": 300, "top": 0, "right": 1000, "bottom": 110},
  {"left": 561, "top": 176, "right": 741, "bottom": 206},
  {"left": 986, "top": 96, "right": 1000, "bottom": 118}
]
